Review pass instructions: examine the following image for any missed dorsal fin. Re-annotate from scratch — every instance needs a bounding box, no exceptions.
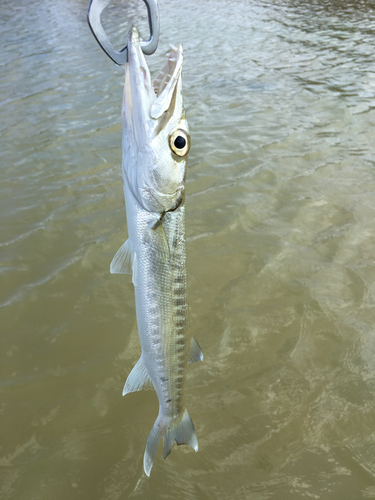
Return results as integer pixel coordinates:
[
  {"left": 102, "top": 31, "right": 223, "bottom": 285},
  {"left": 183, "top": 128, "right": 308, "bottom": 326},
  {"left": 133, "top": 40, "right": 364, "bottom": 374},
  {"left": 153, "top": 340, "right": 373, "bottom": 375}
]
[{"left": 188, "top": 337, "right": 204, "bottom": 364}]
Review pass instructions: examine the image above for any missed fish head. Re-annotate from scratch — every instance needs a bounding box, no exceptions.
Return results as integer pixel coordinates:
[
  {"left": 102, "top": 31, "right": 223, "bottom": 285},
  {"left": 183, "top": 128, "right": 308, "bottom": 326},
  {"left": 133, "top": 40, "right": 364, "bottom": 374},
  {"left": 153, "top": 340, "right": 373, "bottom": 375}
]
[{"left": 122, "top": 26, "right": 190, "bottom": 214}]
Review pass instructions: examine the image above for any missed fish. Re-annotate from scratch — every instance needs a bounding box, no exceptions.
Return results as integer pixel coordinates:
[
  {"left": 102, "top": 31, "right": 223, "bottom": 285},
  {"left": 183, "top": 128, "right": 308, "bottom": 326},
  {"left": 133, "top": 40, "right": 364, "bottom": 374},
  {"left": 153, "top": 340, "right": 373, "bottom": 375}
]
[{"left": 110, "top": 26, "right": 203, "bottom": 476}]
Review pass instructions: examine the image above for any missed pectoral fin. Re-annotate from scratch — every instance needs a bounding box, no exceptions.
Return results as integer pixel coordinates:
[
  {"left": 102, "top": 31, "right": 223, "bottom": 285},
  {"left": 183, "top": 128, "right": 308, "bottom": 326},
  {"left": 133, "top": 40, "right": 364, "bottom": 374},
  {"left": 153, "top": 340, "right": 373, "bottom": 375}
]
[
  {"left": 122, "top": 356, "right": 153, "bottom": 396},
  {"left": 188, "top": 337, "right": 204, "bottom": 364},
  {"left": 144, "top": 223, "right": 170, "bottom": 261}
]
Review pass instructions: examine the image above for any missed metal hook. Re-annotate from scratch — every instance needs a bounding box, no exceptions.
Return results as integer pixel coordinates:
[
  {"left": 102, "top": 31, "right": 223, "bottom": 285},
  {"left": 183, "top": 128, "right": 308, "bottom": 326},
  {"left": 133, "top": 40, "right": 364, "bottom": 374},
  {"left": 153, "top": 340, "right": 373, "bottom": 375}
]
[{"left": 87, "top": 0, "right": 160, "bottom": 65}]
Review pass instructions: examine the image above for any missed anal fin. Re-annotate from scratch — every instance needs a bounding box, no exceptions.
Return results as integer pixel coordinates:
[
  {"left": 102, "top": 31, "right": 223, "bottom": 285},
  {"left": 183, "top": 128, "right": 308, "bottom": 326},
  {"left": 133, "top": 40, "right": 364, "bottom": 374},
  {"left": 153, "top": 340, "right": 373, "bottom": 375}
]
[{"left": 122, "top": 356, "right": 153, "bottom": 396}]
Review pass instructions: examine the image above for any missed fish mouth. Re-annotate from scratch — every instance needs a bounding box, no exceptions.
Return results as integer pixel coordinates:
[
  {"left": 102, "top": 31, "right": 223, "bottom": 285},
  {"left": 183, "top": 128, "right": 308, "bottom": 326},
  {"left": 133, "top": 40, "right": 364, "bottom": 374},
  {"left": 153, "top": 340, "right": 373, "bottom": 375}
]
[
  {"left": 125, "top": 26, "right": 183, "bottom": 123},
  {"left": 152, "top": 44, "right": 182, "bottom": 98},
  {"left": 126, "top": 25, "right": 182, "bottom": 98}
]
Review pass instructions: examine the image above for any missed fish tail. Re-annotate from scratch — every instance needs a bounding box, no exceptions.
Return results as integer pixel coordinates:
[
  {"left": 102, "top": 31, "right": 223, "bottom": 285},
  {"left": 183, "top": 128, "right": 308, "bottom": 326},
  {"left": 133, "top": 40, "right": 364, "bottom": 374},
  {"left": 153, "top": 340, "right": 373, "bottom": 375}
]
[{"left": 143, "top": 408, "right": 198, "bottom": 476}]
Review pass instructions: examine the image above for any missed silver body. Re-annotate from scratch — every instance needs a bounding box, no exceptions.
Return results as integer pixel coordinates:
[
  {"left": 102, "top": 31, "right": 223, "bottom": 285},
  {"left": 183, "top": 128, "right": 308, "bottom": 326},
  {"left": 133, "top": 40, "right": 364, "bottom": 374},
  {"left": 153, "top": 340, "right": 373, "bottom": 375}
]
[{"left": 110, "top": 27, "right": 202, "bottom": 476}]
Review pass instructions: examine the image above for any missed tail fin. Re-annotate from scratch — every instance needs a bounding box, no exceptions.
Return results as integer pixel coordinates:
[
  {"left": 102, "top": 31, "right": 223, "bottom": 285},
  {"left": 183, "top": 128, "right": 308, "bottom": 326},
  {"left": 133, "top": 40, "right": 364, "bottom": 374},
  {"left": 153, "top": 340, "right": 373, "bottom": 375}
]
[{"left": 143, "top": 409, "right": 198, "bottom": 476}]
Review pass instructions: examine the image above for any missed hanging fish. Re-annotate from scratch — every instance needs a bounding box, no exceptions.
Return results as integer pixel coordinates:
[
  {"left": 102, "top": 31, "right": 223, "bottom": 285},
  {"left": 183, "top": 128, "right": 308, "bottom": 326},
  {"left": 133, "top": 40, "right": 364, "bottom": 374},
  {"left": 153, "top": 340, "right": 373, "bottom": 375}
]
[{"left": 111, "top": 26, "right": 203, "bottom": 476}]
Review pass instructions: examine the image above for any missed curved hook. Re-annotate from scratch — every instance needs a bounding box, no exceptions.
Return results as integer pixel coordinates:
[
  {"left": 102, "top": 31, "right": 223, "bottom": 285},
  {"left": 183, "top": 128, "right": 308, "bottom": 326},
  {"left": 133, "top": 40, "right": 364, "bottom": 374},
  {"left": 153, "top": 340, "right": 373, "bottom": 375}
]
[{"left": 87, "top": 0, "right": 160, "bottom": 65}]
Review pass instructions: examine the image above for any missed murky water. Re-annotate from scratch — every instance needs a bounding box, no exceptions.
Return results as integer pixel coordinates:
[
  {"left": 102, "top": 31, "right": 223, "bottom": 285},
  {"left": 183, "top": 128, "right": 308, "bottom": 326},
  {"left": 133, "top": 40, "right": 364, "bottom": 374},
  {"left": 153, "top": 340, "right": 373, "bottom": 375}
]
[{"left": 2, "top": 0, "right": 375, "bottom": 498}]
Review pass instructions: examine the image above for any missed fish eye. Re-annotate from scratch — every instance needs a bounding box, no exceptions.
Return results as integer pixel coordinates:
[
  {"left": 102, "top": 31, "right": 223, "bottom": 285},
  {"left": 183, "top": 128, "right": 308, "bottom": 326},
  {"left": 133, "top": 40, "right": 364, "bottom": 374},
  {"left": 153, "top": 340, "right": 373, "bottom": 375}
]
[{"left": 169, "top": 129, "right": 190, "bottom": 157}]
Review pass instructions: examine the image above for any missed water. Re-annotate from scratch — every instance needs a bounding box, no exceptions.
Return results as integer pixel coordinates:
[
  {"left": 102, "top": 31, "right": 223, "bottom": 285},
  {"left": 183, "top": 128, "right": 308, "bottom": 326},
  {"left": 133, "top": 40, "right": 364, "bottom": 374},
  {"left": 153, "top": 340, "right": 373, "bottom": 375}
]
[{"left": 1, "top": 0, "right": 375, "bottom": 498}]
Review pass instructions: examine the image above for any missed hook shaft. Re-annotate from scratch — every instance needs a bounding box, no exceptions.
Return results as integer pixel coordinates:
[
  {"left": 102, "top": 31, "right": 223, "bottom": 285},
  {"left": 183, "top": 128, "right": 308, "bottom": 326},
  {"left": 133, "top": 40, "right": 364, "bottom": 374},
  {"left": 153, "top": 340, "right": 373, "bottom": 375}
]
[{"left": 87, "top": 0, "right": 160, "bottom": 65}]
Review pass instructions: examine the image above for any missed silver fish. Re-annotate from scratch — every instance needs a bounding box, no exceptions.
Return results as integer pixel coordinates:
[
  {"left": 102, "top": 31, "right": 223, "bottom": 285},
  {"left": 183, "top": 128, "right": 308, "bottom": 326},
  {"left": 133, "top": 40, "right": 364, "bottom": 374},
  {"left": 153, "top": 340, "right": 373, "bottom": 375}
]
[{"left": 110, "top": 26, "right": 203, "bottom": 476}]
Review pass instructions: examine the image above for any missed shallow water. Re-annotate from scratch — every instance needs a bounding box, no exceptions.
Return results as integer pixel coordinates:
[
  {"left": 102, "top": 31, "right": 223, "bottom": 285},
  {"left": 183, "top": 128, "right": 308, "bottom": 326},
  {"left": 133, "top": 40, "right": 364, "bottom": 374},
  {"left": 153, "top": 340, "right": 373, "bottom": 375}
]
[{"left": 2, "top": 0, "right": 375, "bottom": 498}]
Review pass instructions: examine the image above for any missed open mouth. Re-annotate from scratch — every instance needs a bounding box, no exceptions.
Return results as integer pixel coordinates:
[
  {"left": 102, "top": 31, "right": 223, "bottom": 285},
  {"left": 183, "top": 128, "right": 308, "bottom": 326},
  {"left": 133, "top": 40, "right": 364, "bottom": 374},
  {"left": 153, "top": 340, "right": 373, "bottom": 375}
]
[
  {"left": 152, "top": 45, "right": 182, "bottom": 98},
  {"left": 126, "top": 26, "right": 182, "bottom": 101},
  {"left": 124, "top": 27, "right": 184, "bottom": 131}
]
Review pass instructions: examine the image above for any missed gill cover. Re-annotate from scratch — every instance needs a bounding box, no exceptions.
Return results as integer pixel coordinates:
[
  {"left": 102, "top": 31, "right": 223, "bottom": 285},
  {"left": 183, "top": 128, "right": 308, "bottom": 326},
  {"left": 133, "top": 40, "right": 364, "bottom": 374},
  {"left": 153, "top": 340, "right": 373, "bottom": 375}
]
[{"left": 122, "top": 27, "right": 190, "bottom": 214}]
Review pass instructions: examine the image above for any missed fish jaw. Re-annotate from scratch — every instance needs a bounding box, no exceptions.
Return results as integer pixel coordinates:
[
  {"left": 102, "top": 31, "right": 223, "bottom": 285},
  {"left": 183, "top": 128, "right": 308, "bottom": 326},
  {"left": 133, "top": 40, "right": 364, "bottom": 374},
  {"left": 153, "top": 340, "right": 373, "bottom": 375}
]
[
  {"left": 123, "top": 26, "right": 155, "bottom": 149},
  {"left": 122, "top": 26, "right": 190, "bottom": 215}
]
